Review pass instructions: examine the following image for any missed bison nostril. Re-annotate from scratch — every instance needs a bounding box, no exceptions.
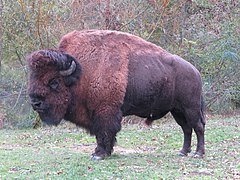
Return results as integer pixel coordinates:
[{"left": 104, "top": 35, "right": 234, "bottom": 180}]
[{"left": 31, "top": 101, "right": 42, "bottom": 109}]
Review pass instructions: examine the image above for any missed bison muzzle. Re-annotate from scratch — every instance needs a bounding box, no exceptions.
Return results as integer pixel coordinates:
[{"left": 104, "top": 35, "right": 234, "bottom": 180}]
[{"left": 27, "top": 30, "right": 205, "bottom": 160}]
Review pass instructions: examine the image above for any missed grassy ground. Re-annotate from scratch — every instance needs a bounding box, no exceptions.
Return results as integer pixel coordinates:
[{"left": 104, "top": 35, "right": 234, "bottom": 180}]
[{"left": 0, "top": 116, "right": 239, "bottom": 179}]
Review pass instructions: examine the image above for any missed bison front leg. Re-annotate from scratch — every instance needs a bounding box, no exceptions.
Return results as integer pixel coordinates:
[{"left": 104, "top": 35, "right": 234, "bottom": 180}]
[
  {"left": 91, "top": 110, "right": 122, "bottom": 160},
  {"left": 92, "top": 132, "right": 117, "bottom": 160}
]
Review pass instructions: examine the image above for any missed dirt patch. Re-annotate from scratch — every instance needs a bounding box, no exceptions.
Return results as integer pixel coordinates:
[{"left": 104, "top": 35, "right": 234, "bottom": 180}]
[
  {"left": 0, "top": 144, "right": 23, "bottom": 150},
  {"left": 178, "top": 169, "right": 214, "bottom": 179},
  {"left": 65, "top": 143, "right": 146, "bottom": 155},
  {"left": 0, "top": 141, "right": 147, "bottom": 155}
]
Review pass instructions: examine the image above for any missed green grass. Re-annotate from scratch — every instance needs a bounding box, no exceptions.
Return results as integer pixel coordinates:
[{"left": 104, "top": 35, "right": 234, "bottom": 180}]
[{"left": 0, "top": 116, "right": 239, "bottom": 179}]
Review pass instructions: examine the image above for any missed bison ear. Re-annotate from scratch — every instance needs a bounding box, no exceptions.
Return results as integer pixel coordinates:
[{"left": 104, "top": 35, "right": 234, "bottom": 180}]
[{"left": 60, "top": 53, "right": 82, "bottom": 87}]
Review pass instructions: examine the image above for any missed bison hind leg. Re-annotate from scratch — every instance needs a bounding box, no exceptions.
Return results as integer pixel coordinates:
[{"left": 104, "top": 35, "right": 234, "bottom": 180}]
[
  {"left": 171, "top": 108, "right": 205, "bottom": 158},
  {"left": 171, "top": 110, "right": 192, "bottom": 156},
  {"left": 185, "top": 108, "right": 205, "bottom": 158}
]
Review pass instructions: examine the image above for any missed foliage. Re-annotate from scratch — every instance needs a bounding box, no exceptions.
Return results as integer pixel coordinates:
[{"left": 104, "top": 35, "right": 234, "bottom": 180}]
[
  {"left": 1, "top": 0, "right": 68, "bottom": 127},
  {"left": 0, "top": 116, "right": 239, "bottom": 179},
  {"left": 181, "top": 0, "right": 240, "bottom": 112},
  {"left": 0, "top": 0, "right": 239, "bottom": 127}
]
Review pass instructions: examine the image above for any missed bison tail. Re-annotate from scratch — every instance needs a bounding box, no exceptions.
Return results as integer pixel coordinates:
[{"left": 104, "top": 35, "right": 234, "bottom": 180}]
[{"left": 200, "top": 95, "right": 206, "bottom": 125}]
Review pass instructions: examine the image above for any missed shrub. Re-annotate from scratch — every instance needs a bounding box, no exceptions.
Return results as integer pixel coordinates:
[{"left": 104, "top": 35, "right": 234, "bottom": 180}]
[{"left": 1, "top": 0, "right": 239, "bottom": 128}]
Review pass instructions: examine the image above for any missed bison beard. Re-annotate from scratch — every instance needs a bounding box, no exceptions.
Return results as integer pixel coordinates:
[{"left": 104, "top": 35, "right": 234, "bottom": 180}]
[{"left": 27, "top": 30, "right": 205, "bottom": 160}]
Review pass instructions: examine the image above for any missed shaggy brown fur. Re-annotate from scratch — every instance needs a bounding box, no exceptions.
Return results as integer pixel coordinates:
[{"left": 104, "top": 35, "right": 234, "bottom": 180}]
[
  {"left": 27, "top": 30, "right": 205, "bottom": 160},
  {"left": 58, "top": 31, "right": 131, "bottom": 134}
]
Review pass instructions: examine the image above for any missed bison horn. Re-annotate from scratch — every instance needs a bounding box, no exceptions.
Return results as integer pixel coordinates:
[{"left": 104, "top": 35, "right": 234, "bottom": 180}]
[{"left": 59, "top": 60, "right": 76, "bottom": 76}]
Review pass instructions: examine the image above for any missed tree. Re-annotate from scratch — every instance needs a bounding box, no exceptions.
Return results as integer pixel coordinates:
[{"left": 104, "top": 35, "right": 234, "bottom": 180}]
[
  {"left": 0, "top": 0, "right": 239, "bottom": 128},
  {"left": 0, "top": 0, "right": 3, "bottom": 69}
]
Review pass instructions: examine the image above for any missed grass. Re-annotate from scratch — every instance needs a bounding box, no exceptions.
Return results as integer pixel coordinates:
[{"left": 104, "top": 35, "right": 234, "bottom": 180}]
[{"left": 0, "top": 116, "right": 239, "bottom": 179}]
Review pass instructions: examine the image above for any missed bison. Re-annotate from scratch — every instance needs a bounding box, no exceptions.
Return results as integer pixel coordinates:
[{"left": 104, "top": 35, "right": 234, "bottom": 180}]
[{"left": 27, "top": 30, "right": 205, "bottom": 160}]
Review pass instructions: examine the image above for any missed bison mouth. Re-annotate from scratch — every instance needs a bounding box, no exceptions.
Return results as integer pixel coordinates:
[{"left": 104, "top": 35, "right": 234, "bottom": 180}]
[
  {"left": 30, "top": 95, "right": 68, "bottom": 126},
  {"left": 38, "top": 112, "right": 62, "bottom": 126},
  {"left": 30, "top": 100, "right": 63, "bottom": 126},
  {"left": 34, "top": 106, "right": 62, "bottom": 126}
]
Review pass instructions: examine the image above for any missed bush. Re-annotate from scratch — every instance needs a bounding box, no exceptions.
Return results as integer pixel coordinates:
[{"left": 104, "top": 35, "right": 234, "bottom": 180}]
[{"left": 1, "top": 0, "right": 239, "bottom": 128}]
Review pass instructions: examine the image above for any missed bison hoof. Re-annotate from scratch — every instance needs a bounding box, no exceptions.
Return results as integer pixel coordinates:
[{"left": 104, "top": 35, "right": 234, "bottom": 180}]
[
  {"left": 91, "top": 153, "right": 108, "bottom": 160},
  {"left": 193, "top": 152, "right": 204, "bottom": 158},
  {"left": 178, "top": 151, "right": 188, "bottom": 156},
  {"left": 178, "top": 149, "right": 191, "bottom": 156},
  {"left": 91, "top": 155, "right": 104, "bottom": 160}
]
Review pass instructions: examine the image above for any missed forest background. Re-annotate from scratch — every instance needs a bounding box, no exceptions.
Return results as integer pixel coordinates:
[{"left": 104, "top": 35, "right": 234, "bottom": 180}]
[{"left": 0, "top": 0, "right": 239, "bottom": 128}]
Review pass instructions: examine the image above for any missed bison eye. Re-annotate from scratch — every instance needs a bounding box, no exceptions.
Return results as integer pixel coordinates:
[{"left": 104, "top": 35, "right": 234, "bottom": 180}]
[{"left": 48, "top": 79, "right": 59, "bottom": 91}]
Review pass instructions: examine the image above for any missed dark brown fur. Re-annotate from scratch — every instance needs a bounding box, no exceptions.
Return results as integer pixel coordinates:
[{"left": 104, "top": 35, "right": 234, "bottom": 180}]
[{"left": 27, "top": 30, "right": 205, "bottom": 160}]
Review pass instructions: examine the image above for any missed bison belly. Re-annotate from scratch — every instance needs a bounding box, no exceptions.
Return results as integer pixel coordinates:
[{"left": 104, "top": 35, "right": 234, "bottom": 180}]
[{"left": 121, "top": 54, "right": 174, "bottom": 118}]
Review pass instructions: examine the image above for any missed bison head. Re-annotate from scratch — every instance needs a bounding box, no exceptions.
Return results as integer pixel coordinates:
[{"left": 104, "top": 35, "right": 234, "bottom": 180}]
[{"left": 27, "top": 49, "right": 81, "bottom": 125}]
